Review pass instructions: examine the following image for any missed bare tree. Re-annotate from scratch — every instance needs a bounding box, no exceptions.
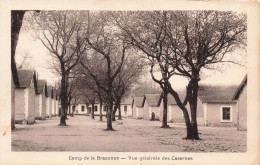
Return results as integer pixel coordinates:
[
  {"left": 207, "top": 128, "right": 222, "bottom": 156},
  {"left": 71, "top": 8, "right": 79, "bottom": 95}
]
[
  {"left": 70, "top": 95, "right": 81, "bottom": 117},
  {"left": 11, "top": 11, "right": 26, "bottom": 88},
  {"left": 115, "top": 11, "right": 246, "bottom": 139},
  {"left": 114, "top": 11, "right": 175, "bottom": 128},
  {"left": 80, "top": 11, "right": 131, "bottom": 130},
  {"left": 111, "top": 53, "right": 144, "bottom": 121},
  {"left": 17, "top": 49, "right": 34, "bottom": 69},
  {"left": 29, "top": 11, "right": 87, "bottom": 126}
]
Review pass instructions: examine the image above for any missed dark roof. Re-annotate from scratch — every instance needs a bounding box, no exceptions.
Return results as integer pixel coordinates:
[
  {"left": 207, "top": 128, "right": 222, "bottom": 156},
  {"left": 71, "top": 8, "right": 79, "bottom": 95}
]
[
  {"left": 198, "top": 85, "right": 238, "bottom": 103},
  {"left": 37, "top": 80, "right": 47, "bottom": 94},
  {"left": 144, "top": 94, "right": 161, "bottom": 107},
  {"left": 121, "top": 97, "right": 133, "bottom": 105},
  {"left": 131, "top": 85, "right": 162, "bottom": 97},
  {"left": 166, "top": 90, "right": 187, "bottom": 105},
  {"left": 71, "top": 95, "right": 88, "bottom": 105},
  {"left": 132, "top": 97, "right": 144, "bottom": 107},
  {"left": 17, "top": 70, "right": 34, "bottom": 88},
  {"left": 233, "top": 75, "right": 247, "bottom": 100}
]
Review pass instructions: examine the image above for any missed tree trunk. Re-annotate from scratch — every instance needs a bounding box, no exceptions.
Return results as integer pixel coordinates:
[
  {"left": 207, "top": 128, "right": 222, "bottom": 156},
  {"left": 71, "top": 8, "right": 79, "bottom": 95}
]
[
  {"left": 161, "top": 90, "right": 169, "bottom": 128},
  {"left": 11, "top": 11, "right": 25, "bottom": 87},
  {"left": 118, "top": 104, "right": 122, "bottom": 120},
  {"left": 59, "top": 71, "right": 67, "bottom": 126},
  {"left": 181, "top": 109, "right": 192, "bottom": 138},
  {"left": 68, "top": 101, "right": 71, "bottom": 116},
  {"left": 60, "top": 105, "right": 67, "bottom": 126},
  {"left": 188, "top": 78, "right": 200, "bottom": 140},
  {"left": 105, "top": 100, "right": 114, "bottom": 131},
  {"left": 65, "top": 104, "right": 68, "bottom": 120},
  {"left": 91, "top": 103, "right": 95, "bottom": 119},
  {"left": 112, "top": 104, "right": 118, "bottom": 121},
  {"left": 60, "top": 116, "right": 66, "bottom": 126},
  {"left": 71, "top": 108, "right": 74, "bottom": 117},
  {"left": 86, "top": 104, "right": 90, "bottom": 116},
  {"left": 100, "top": 101, "right": 103, "bottom": 121},
  {"left": 167, "top": 82, "right": 195, "bottom": 139}
]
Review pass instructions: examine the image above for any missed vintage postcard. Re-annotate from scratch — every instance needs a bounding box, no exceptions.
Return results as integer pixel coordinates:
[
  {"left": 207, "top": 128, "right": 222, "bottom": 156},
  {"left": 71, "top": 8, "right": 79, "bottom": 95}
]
[{"left": 0, "top": 0, "right": 259, "bottom": 165}]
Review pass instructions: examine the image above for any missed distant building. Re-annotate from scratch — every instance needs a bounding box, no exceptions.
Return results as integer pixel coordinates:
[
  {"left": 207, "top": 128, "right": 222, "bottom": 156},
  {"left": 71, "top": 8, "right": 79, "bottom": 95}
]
[
  {"left": 132, "top": 97, "right": 144, "bottom": 119},
  {"left": 15, "top": 70, "right": 37, "bottom": 124},
  {"left": 162, "top": 92, "right": 192, "bottom": 123},
  {"left": 143, "top": 94, "right": 161, "bottom": 120},
  {"left": 51, "top": 88, "right": 57, "bottom": 117},
  {"left": 34, "top": 80, "right": 47, "bottom": 120},
  {"left": 120, "top": 97, "right": 133, "bottom": 117},
  {"left": 88, "top": 102, "right": 119, "bottom": 116},
  {"left": 46, "top": 86, "right": 53, "bottom": 118},
  {"left": 233, "top": 75, "right": 247, "bottom": 130},
  {"left": 56, "top": 89, "right": 61, "bottom": 116},
  {"left": 71, "top": 102, "right": 88, "bottom": 115},
  {"left": 198, "top": 85, "right": 238, "bottom": 127},
  {"left": 55, "top": 90, "right": 59, "bottom": 116}
]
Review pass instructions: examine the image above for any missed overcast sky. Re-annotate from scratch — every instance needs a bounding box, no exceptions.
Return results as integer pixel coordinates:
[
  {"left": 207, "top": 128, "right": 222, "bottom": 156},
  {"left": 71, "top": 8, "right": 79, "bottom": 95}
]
[{"left": 15, "top": 14, "right": 247, "bottom": 89}]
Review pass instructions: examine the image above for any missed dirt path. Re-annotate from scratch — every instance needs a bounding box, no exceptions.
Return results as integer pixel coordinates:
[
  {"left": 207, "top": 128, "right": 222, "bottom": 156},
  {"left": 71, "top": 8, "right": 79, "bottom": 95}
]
[{"left": 12, "top": 115, "right": 246, "bottom": 152}]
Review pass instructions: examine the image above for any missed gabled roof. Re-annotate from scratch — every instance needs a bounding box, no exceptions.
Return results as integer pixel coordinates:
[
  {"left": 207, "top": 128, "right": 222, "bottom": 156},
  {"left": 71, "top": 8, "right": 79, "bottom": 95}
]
[
  {"left": 121, "top": 97, "right": 133, "bottom": 105},
  {"left": 37, "top": 80, "right": 47, "bottom": 94},
  {"left": 17, "top": 69, "right": 34, "bottom": 88},
  {"left": 71, "top": 95, "right": 87, "bottom": 105},
  {"left": 144, "top": 94, "right": 161, "bottom": 107},
  {"left": 132, "top": 96, "right": 144, "bottom": 108},
  {"left": 157, "top": 90, "right": 186, "bottom": 106},
  {"left": 166, "top": 90, "right": 187, "bottom": 105},
  {"left": 131, "top": 85, "right": 162, "bottom": 97},
  {"left": 198, "top": 85, "right": 238, "bottom": 103},
  {"left": 233, "top": 75, "right": 247, "bottom": 100}
]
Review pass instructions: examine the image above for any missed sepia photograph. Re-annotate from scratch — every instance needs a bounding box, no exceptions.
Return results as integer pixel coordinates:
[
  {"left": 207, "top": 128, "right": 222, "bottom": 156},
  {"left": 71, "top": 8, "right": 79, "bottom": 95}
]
[{"left": 1, "top": 0, "right": 259, "bottom": 165}]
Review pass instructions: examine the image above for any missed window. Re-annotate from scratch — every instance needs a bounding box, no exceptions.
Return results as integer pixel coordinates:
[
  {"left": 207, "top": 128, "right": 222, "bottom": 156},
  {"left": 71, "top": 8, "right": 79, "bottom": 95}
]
[
  {"left": 124, "top": 106, "right": 127, "bottom": 112},
  {"left": 81, "top": 106, "right": 85, "bottom": 112},
  {"left": 221, "top": 106, "right": 232, "bottom": 122},
  {"left": 94, "top": 106, "right": 98, "bottom": 111},
  {"left": 103, "top": 106, "right": 107, "bottom": 112}
]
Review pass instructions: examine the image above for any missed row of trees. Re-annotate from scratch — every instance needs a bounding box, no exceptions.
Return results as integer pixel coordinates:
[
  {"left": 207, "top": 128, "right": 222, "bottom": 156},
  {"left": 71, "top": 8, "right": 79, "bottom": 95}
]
[
  {"left": 21, "top": 10, "right": 246, "bottom": 139},
  {"left": 26, "top": 11, "right": 144, "bottom": 130},
  {"left": 113, "top": 11, "right": 246, "bottom": 139}
]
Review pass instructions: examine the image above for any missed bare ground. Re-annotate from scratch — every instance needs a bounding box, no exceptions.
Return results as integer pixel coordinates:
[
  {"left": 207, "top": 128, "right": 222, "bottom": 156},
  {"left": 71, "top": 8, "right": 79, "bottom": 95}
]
[{"left": 12, "top": 115, "right": 246, "bottom": 152}]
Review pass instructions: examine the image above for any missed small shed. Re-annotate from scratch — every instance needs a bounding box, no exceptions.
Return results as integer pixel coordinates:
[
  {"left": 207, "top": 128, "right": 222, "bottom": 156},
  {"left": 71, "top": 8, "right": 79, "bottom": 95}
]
[
  {"left": 143, "top": 94, "right": 161, "bottom": 120},
  {"left": 120, "top": 97, "right": 133, "bottom": 117},
  {"left": 162, "top": 91, "right": 191, "bottom": 123},
  {"left": 88, "top": 102, "right": 101, "bottom": 115},
  {"left": 34, "top": 79, "right": 47, "bottom": 120},
  {"left": 233, "top": 75, "right": 247, "bottom": 130},
  {"left": 70, "top": 98, "right": 88, "bottom": 115},
  {"left": 132, "top": 97, "right": 144, "bottom": 119},
  {"left": 198, "top": 85, "right": 238, "bottom": 127},
  {"left": 15, "top": 70, "right": 37, "bottom": 124}
]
